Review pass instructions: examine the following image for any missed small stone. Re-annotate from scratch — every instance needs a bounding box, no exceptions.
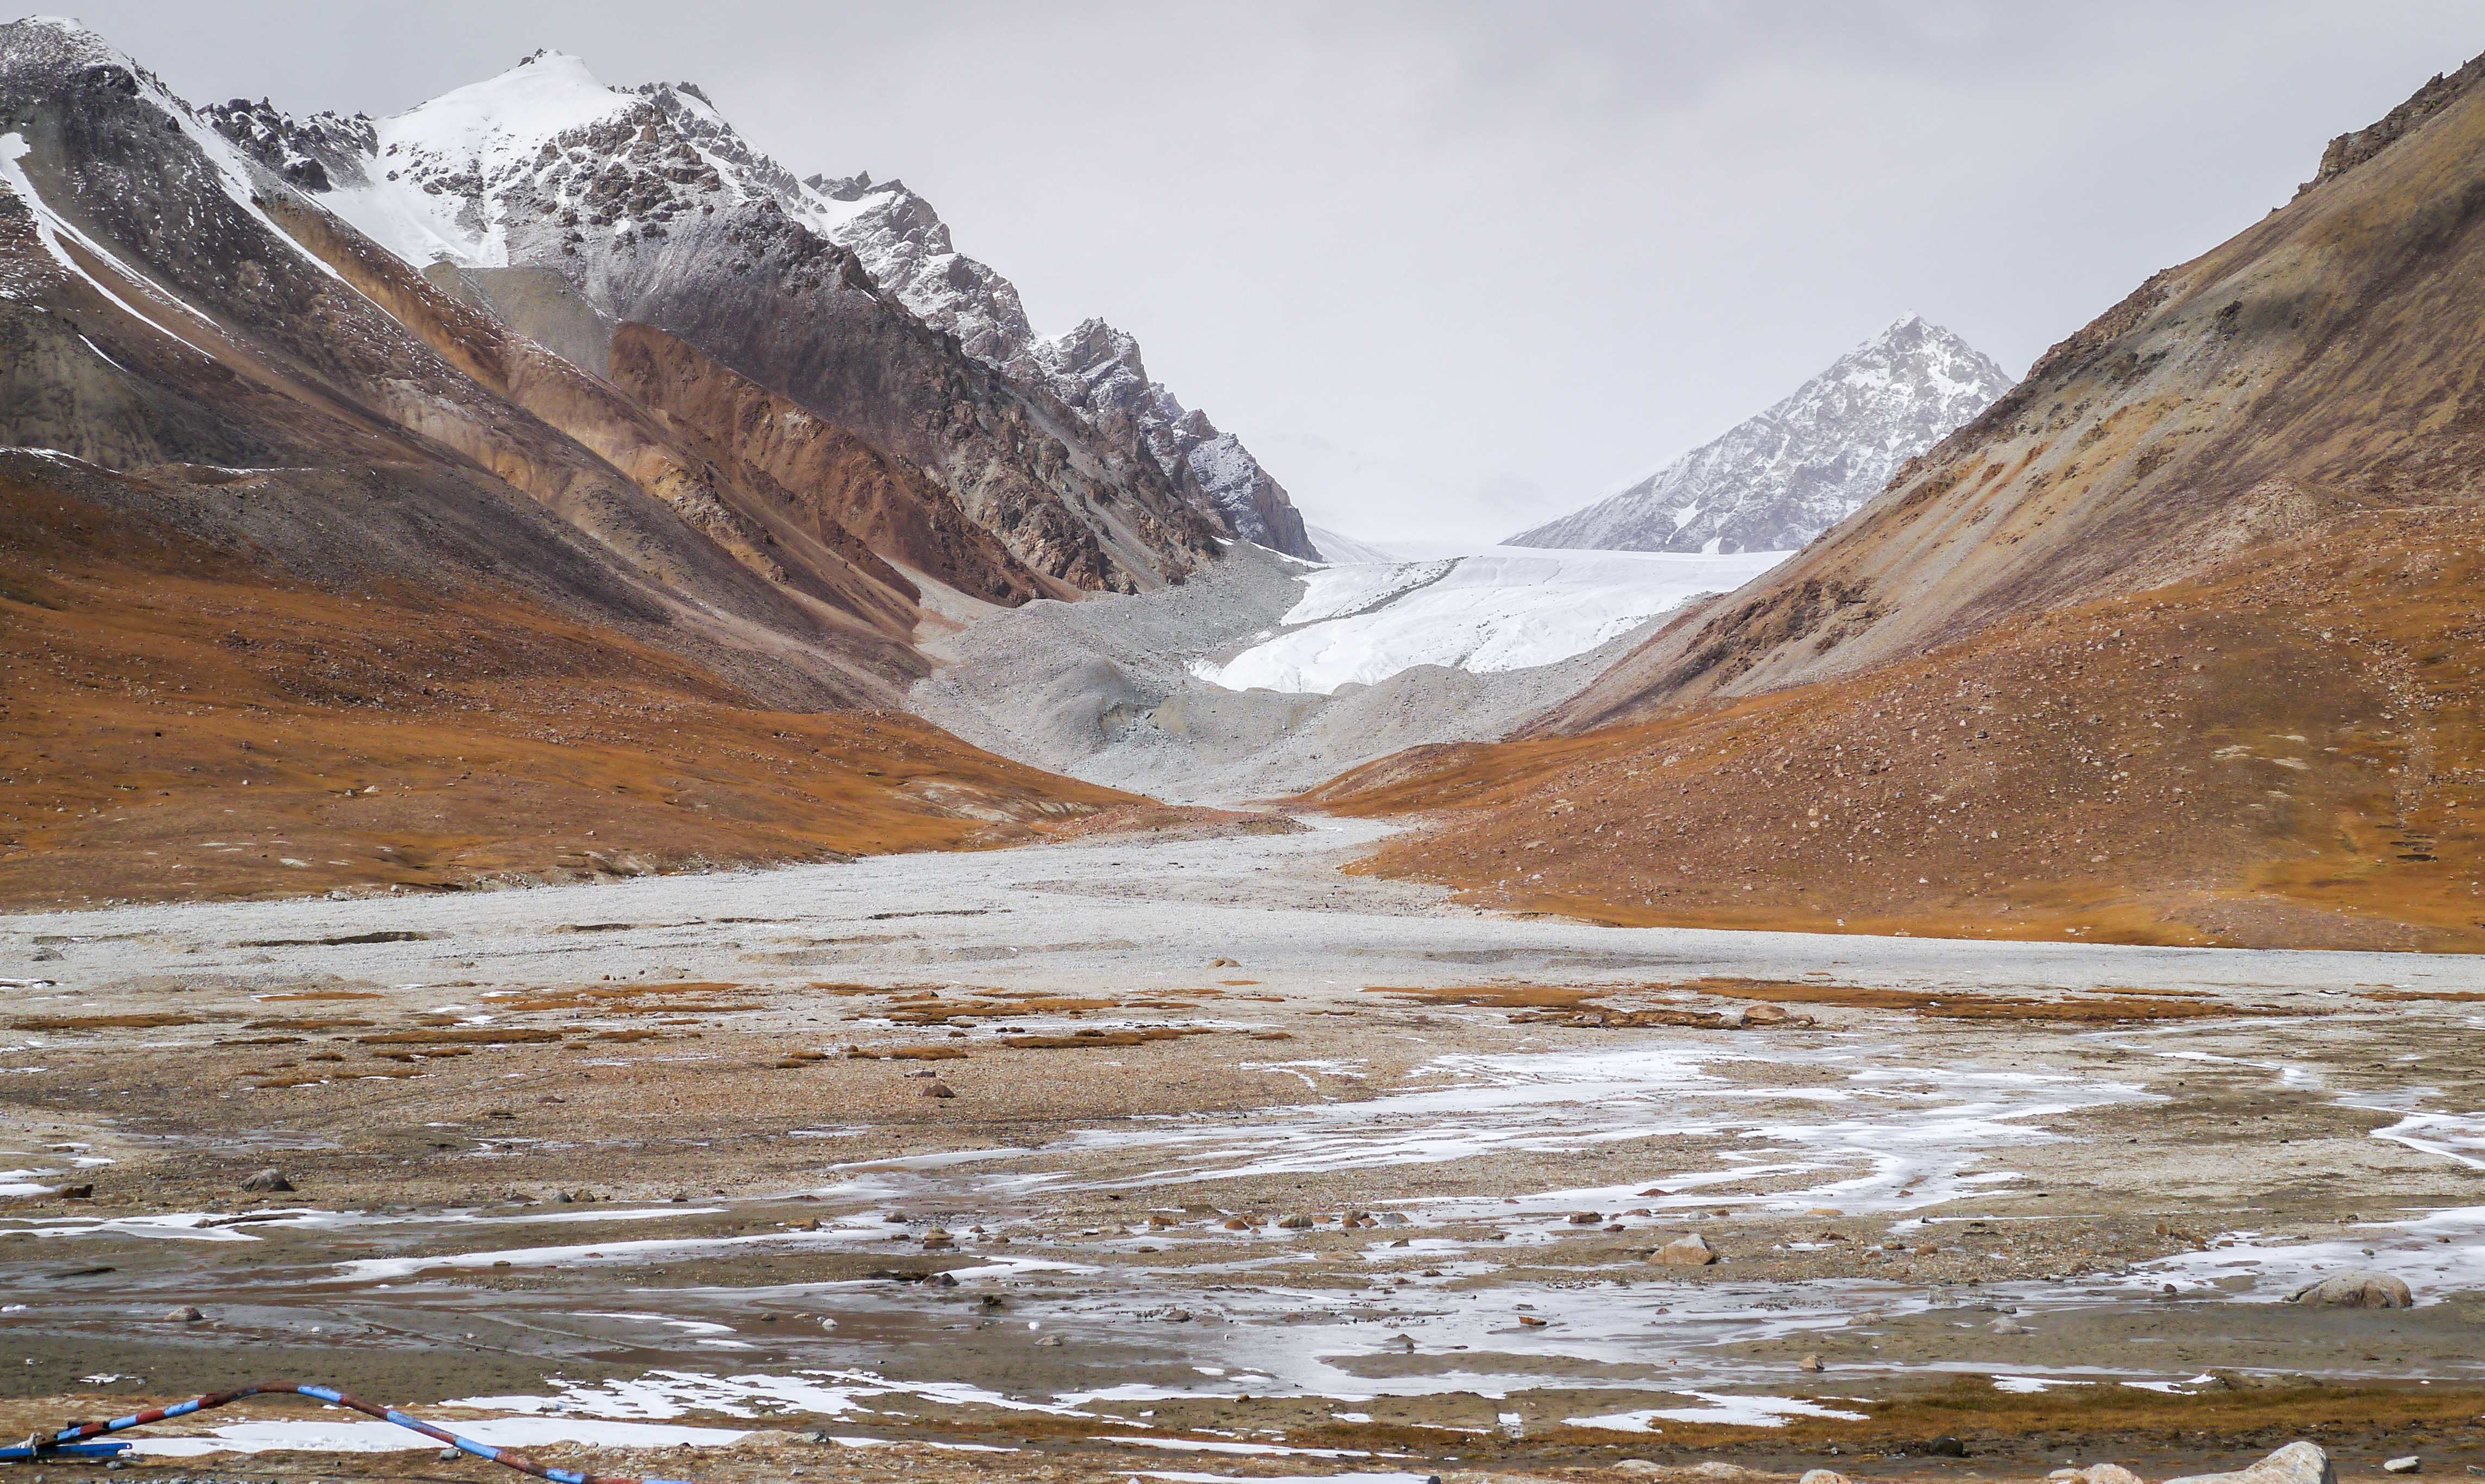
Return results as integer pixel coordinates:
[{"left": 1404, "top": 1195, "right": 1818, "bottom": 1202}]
[
  {"left": 1799, "top": 1353, "right": 1825, "bottom": 1371},
  {"left": 1567, "top": 1211, "right": 1602, "bottom": 1224},
  {"left": 1927, "top": 1436, "right": 1968, "bottom": 1458},
  {"left": 931, "top": 1271, "right": 958, "bottom": 1288},
  {"left": 1377, "top": 1212, "right": 1410, "bottom": 1226},
  {"left": 2084, "top": 1466, "right": 2147, "bottom": 1484},
  {"left": 1210, "top": 957, "right": 1240, "bottom": 968},
  {"left": 2385, "top": 1461, "right": 2420, "bottom": 1476},
  {"left": 240, "top": 1168, "right": 294, "bottom": 1192},
  {"left": 1222, "top": 1217, "right": 1250, "bottom": 1230},
  {"left": 168, "top": 1306, "right": 205, "bottom": 1323},
  {"left": 1801, "top": 1471, "right": 1852, "bottom": 1484},
  {"left": 1165, "top": 1309, "right": 1193, "bottom": 1322},
  {"left": 1989, "top": 1317, "right": 2033, "bottom": 1334},
  {"left": 2288, "top": 1270, "right": 2412, "bottom": 1308},
  {"left": 1278, "top": 1214, "right": 1314, "bottom": 1229},
  {"left": 1036, "top": 1334, "right": 1064, "bottom": 1346},
  {"left": 1744, "top": 1002, "right": 1794, "bottom": 1025},
  {"left": 924, "top": 1081, "right": 956, "bottom": 1099},
  {"left": 438, "top": 1448, "right": 463, "bottom": 1462},
  {"left": 922, "top": 1228, "right": 954, "bottom": 1249},
  {"left": 1518, "top": 1315, "right": 1547, "bottom": 1327},
  {"left": 1655, "top": 1232, "right": 1718, "bottom": 1266}
]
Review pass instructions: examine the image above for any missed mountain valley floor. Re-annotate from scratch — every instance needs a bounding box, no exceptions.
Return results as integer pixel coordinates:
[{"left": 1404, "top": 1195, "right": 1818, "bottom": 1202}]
[{"left": 1, "top": 819, "right": 2480, "bottom": 1483}]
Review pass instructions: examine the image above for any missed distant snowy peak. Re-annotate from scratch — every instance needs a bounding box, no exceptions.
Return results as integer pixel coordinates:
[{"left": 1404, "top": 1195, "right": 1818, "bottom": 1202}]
[{"left": 1511, "top": 315, "right": 2015, "bottom": 555}]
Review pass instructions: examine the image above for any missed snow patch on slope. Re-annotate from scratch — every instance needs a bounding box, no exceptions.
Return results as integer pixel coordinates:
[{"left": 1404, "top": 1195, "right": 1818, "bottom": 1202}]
[{"left": 1197, "top": 548, "right": 1788, "bottom": 695}]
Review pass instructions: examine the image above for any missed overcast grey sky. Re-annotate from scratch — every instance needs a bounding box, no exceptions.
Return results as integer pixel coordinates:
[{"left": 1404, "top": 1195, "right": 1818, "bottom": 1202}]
[{"left": 59, "top": 1, "right": 2483, "bottom": 542}]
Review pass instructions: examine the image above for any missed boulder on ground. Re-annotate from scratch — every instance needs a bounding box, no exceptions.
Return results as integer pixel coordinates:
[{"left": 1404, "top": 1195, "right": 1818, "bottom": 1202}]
[
  {"left": 2383, "top": 1460, "right": 2419, "bottom": 1475},
  {"left": 1800, "top": 1471, "right": 1851, "bottom": 1484},
  {"left": 2080, "top": 1466, "right": 2146, "bottom": 1484},
  {"left": 2288, "top": 1271, "right": 2412, "bottom": 1309},
  {"left": 1655, "top": 1232, "right": 1718, "bottom": 1265},
  {"left": 241, "top": 1167, "right": 294, "bottom": 1192},
  {"left": 2161, "top": 1440, "right": 2337, "bottom": 1484}
]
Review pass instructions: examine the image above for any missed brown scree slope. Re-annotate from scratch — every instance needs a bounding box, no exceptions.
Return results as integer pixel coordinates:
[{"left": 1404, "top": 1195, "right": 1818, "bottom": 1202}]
[{"left": 1313, "top": 53, "right": 2485, "bottom": 951}]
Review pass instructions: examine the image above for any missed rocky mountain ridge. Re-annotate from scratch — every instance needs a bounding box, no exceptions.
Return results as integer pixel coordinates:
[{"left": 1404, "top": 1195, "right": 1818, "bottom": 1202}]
[
  {"left": 204, "top": 52, "right": 1315, "bottom": 565},
  {"left": 811, "top": 172, "right": 1315, "bottom": 559},
  {"left": 1510, "top": 315, "right": 2013, "bottom": 554}
]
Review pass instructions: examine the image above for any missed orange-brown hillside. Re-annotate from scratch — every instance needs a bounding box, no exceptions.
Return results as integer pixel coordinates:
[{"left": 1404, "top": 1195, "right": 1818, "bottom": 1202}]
[
  {"left": 1314, "top": 54, "right": 2485, "bottom": 952},
  {"left": 1314, "top": 498, "right": 2485, "bottom": 951},
  {"left": 0, "top": 468, "right": 1135, "bottom": 912}
]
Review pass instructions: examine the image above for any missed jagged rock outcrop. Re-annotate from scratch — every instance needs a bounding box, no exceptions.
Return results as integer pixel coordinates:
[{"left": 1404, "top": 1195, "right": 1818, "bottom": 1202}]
[
  {"left": 1511, "top": 316, "right": 2013, "bottom": 554},
  {"left": 809, "top": 171, "right": 1318, "bottom": 558}
]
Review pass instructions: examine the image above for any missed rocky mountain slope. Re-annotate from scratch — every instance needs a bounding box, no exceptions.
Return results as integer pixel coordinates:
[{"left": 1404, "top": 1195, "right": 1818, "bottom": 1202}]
[
  {"left": 811, "top": 173, "right": 1318, "bottom": 559},
  {"left": 0, "top": 18, "right": 1159, "bottom": 904},
  {"left": 1510, "top": 316, "right": 2013, "bottom": 554},
  {"left": 206, "top": 52, "right": 1311, "bottom": 573},
  {"left": 1317, "top": 52, "right": 2485, "bottom": 952}
]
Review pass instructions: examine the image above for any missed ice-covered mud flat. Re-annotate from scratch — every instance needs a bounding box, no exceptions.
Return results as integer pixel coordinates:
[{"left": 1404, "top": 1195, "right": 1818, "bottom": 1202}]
[{"left": 4, "top": 822, "right": 2483, "bottom": 1475}]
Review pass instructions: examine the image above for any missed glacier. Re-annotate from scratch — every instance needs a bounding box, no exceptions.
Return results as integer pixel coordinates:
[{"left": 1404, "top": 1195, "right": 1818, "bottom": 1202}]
[{"left": 1195, "top": 547, "right": 1788, "bottom": 696}]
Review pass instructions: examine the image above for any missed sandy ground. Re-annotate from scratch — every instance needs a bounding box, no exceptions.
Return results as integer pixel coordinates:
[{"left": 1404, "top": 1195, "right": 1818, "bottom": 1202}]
[{"left": 2, "top": 819, "right": 2482, "bottom": 1481}]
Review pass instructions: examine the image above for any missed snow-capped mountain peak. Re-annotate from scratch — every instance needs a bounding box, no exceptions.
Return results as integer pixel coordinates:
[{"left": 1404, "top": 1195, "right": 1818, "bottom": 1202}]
[
  {"left": 198, "top": 51, "right": 1318, "bottom": 558},
  {"left": 1511, "top": 315, "right": 2014, "bottom": 555}
]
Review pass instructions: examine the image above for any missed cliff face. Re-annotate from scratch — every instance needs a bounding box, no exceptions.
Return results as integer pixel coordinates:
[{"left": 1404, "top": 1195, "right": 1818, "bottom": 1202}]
[{"left": 1311, "top": 51, "right": 2485, "bottom": 952}]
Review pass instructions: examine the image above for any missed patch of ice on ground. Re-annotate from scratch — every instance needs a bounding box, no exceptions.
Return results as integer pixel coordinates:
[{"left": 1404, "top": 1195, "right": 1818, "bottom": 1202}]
[
  {"left": 131, "top": 1415, "right": 749, "bottom": 1456},
  {"left": 1565, "top": 1392, "right": 1870, "bottom": 1430}
]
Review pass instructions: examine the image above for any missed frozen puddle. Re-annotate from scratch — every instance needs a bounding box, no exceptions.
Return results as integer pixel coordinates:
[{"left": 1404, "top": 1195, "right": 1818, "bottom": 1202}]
[{"left": 1566, "top": 1392, "right": 1871, "bottom": 1430}]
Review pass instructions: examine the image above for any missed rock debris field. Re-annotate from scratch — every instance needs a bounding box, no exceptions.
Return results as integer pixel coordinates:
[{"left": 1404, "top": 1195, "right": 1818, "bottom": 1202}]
[{"left": 1, "top": 819, "right": 2482, "bottom": 1483}]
